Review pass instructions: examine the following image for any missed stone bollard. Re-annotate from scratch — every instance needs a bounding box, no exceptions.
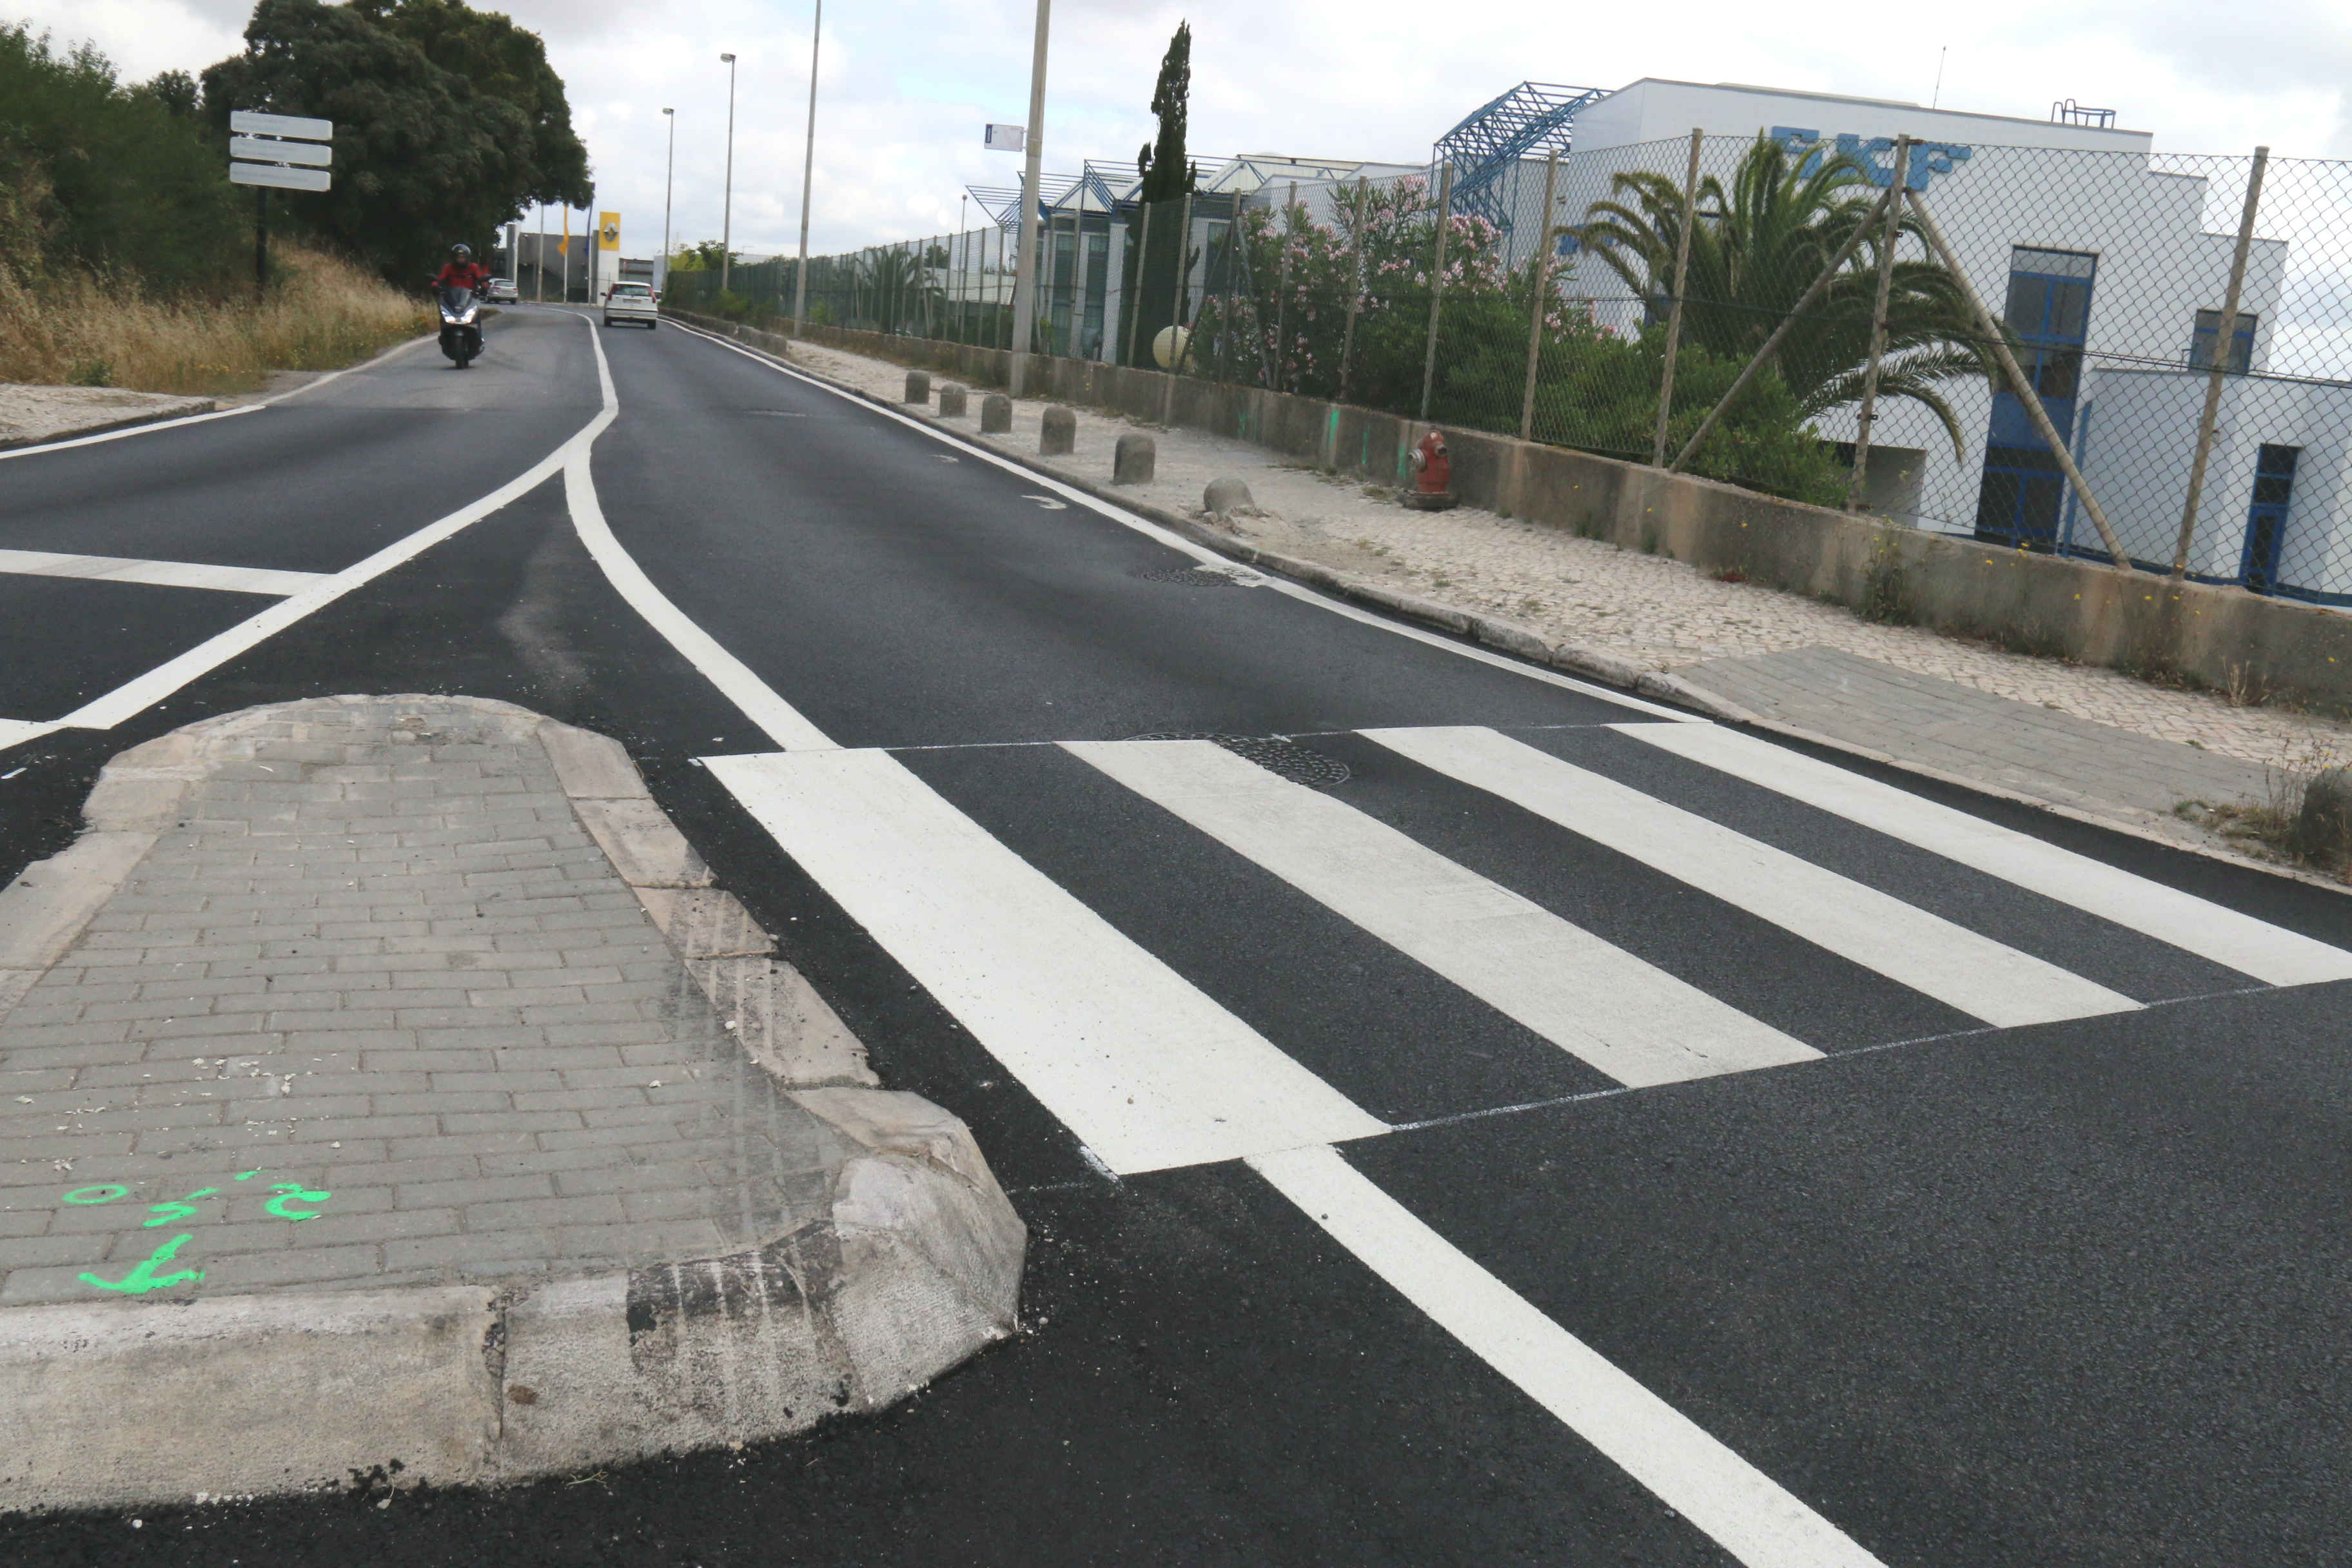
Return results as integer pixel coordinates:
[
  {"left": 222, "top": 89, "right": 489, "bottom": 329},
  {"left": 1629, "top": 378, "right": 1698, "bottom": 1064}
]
[
  {"left": 937, "top": 383, "right": 968, "bottom": 418},
  {"left": 904, "top": 369, "right": 930, "bottom": 404},
  {"left": 979, "top": 393, "right": 1013, "bottom": 434},
  {"left": 1113, "top": 433, "right": 1155, "bottom": 486},
  {"left": 2295, "top": 766, "right": 2352, "bottom": 862},
  {"left": 1203, "top": 476, "right": 1255, "bottom": 520},
  {"left": 1040, "top": 406, "right": 1076, "bottom": 456}
]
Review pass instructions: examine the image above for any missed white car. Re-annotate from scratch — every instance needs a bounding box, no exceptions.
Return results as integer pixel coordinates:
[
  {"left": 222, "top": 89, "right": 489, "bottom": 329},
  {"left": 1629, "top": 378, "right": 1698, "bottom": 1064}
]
[
  {"left": 484, "top": 277, "right": 518, "bottom": 303},
  {"left": 602, "top": 282, "right": 658, "bottom": 328}
]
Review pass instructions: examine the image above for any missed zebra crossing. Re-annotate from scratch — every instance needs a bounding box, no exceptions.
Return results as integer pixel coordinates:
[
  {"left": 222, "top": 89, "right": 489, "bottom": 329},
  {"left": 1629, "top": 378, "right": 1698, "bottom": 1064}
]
[{"left": 706, "top": 720, "right": 2352, "bottom": 1179}]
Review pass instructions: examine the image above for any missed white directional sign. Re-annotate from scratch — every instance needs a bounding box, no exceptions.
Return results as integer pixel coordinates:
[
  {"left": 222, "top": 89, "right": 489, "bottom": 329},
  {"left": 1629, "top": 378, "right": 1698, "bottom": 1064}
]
[
  {"left": 230, "top": 110, "right": 333, "bottom": 141},
  {"left": 230, "top": 135, "right": 331, "bottom": 167},
  {"left": 984, "top": 123, "right": 1025, "bottom": 152},
  {"left": 228, "top": 110, "right": 334, "bottom": 194}
]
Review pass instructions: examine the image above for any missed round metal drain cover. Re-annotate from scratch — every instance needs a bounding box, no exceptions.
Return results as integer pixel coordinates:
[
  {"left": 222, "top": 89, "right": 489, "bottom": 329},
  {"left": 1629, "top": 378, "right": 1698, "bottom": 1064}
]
[
  {"left": 1130, "top": 564, "right": 1247, "bottom": 586},
  {"left": 1121, "top": 732, "right": 1351, "bottom": 789}
]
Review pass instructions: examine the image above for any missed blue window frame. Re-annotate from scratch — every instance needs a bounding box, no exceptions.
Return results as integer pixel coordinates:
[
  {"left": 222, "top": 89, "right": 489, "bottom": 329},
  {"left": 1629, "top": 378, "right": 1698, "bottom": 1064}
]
[
  {"left": 1975, "top": 248, "right": 2096, "bottom": 548},
  {"left": 2190, "top": 309, "right": 2257, "bottom": 373},
  {"left": 2239, "top": 444, "right": 2299, "bottom": 594}
]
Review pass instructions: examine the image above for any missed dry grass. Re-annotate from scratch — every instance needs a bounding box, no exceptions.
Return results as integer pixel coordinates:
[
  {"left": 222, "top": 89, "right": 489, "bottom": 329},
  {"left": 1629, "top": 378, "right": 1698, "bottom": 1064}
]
[{"left": 0, "top": 244, "right": 431, "bottom": 397}]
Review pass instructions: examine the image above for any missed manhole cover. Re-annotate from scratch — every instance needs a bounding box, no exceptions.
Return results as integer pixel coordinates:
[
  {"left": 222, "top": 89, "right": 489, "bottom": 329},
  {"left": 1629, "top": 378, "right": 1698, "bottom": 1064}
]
[
  {"left": 1129, "top": 564, "right": 1255, "bottom": 586},
  {"left": 1120, "top": 732, "right": 1351, "bottom": 789}
]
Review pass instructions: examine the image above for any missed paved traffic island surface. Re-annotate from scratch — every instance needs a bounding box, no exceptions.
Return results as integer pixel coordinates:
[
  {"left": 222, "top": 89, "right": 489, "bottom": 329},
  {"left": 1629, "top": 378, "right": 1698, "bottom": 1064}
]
[
  {"left": 0, "top": 696, "right": 1023, "bottom": 1510},
  {"left": 0, "top": 384, "right": 215, "bottom": 452}
]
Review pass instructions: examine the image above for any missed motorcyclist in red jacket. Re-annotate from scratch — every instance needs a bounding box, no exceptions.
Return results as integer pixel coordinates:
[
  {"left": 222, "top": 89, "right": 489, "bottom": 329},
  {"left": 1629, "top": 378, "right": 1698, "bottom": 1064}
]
[{"left": 431, "top": 243, "right": 491, "bottom": 293}]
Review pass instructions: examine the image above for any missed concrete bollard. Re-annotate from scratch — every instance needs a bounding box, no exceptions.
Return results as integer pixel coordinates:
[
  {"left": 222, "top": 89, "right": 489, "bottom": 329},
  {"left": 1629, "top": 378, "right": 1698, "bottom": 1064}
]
[
  {"left": 1204, "top": 476, "right": 1255, "bottom": 520},
  {"left": 1113, "top": 433, "right": 1155, "bottom": 486},
  {"left": 1040, "top": 406, "right": 1076, "bottom": 456},
  {"left": 904, "top": 369, "right": 930, "bottom": 404},
  {"left": 937, "top": 383, "right": 968, "bottom": 418},
  {"left": 979, "top": 393, "right": 1012, "bottom": 434}
]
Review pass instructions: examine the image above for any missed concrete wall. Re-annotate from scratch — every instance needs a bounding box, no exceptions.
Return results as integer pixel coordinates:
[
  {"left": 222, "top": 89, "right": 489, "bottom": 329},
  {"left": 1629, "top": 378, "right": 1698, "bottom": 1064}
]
[{"left": 679, "top": 311, "right": 2352, "bottom": 720}]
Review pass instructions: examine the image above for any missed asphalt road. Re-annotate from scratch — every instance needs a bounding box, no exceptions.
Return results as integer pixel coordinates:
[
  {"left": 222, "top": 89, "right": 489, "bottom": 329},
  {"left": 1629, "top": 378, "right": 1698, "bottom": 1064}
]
[{"left": 3, "top": 306, "right": 2350, "bottom": 1567}]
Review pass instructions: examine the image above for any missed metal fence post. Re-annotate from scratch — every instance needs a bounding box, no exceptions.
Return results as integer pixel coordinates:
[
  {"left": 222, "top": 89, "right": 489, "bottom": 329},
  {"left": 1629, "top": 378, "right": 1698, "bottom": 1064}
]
[
  {"left": 1906, "top": 194, "right": 2133, "bottom": 570},
  {"left": 1124, "top": 201, "right": 1154, "bottom": 368},
  {"left": 1650, "top": 129, "right": 1705, "bottom": 466},
  {"left": 1670, "top": 180, "right": 1895, "bottom": 472},
  {"left": 1846, "top": 137, "right": 1912, "bottom": 513},
  {"left": 1518, "top": 148, "right": 1562, "bottom": 442},
  {"left": 1417, "top": 161, "right": 1455, "bottom": 421},
  {"left": 2171, "top": 146, "right": 2270, "bottom": 579},
  {"left": 1338, "top": 179, "right": 1369, "bottom": 404},
  {"left": 1273, "top": 182, "right": 1296, "bottom": 391}
]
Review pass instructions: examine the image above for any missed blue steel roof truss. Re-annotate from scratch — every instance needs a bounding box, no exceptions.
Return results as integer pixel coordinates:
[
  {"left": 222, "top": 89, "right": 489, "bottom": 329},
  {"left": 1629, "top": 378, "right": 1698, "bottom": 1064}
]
[{"left": 1435, "top": 82, "right": 1609, "bottom": 230}]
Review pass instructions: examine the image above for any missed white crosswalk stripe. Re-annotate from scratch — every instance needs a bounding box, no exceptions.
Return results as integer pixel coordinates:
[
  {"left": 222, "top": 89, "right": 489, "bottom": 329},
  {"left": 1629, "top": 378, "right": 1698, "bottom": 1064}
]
[
  {"left": 1064, "top": 737, "right": 1823, "bottom": 1088},
  {"left": 1623, "top": 722, "right": 2352, "bottom": 988},
  {"left": 1364, "top": 725, "right": 2142, "bottom": 1028}
]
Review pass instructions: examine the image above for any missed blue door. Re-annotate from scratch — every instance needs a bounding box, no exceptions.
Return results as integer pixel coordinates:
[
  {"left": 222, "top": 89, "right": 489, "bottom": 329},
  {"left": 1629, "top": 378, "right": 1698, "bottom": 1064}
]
[
  {"left": 1975, "top": 248, "right": 2096, "bottom": 549},
  {"left": 2239, "top": 444, "right": 2299, "bottom": 594}
]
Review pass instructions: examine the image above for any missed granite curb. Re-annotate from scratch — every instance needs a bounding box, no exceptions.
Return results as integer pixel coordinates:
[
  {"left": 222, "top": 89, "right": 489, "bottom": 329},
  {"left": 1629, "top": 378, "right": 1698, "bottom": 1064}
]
[
  {"left": 0, "top": 393, "right": 217, "bottom": 453},
  {"left": 0, "top": 698, "right": 1025, "bottom": 1512}
]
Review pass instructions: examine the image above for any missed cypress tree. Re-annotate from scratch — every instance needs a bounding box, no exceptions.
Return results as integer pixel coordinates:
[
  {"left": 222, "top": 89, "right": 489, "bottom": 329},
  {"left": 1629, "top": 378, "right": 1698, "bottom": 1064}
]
[{"left": 1136, "top": 22, "right": 1192, "bottom": 204}]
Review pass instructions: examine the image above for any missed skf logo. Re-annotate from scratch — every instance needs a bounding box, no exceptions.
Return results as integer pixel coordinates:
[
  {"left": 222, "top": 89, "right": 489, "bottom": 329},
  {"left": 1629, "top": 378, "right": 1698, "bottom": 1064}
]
[{"left": 1770, "top": 128, "right": 1973, "bottom": 191}]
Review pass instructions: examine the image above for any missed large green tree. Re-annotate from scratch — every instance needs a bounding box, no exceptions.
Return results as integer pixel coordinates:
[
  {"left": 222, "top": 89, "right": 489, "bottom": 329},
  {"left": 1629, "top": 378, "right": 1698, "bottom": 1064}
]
[
  {"left": 1135, "top": 21, "right": 1193, "bottom": 204},
  {"left": 201, "top": 0, "right": 587, "bottom": 280},
  {"left": 1576, "top": 133, "right": 1990, "bottom": 456},
  {"left": 348, "top": 0, "right": 589, "bottom": 207}
]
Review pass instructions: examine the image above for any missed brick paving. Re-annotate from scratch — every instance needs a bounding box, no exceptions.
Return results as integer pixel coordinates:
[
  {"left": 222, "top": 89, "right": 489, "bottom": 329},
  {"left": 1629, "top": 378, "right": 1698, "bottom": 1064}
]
[{"left": 0, "top": 698, "right": 840, "bottom": 1307}]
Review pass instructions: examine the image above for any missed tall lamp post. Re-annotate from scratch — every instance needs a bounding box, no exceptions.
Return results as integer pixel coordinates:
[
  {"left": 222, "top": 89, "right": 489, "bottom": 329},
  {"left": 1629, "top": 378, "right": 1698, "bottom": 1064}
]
[
  {"left": 719, "top": 52, "right": 738, "bottom": 293},
  {"left": 1006, "top": 0, "right": 1050, "bottom": 394},
  {"left": 660, "top": 108, "right": 676, "bottom": 300},
  {"left": 790, "top": 0, "right": 823, "bottom": 333}
]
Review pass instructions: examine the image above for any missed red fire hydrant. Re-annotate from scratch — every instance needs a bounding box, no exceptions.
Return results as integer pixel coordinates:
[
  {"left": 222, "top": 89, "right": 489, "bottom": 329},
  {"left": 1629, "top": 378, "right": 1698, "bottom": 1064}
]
[{"left": 1404, "top": 428, "right": 1456, "bottom": 511}]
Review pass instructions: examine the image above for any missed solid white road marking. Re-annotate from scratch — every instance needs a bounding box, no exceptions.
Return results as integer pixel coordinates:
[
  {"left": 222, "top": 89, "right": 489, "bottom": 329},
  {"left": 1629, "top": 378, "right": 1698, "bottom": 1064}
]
[
  {"left": 0, "top": 720, "right": 43, "bottom": 752},
  {"left": 704, "top": 747, "right": 1386, "bottom": 1173},
  {"left": 1064, "top": 738, "right": 1819, "bottom": 1086},
  {"left": 661, "top": 317, "right": 1697, "bottom": 721},
  {"left": 1367, "top": 726, "right": 2142, "bottom": 1028},
  {"left": 0, "top": 547, "right": 328, "bottom": 598},
  {"left": 1251, "top": 1144, "right": 1887, "bottom": 1568},
  {"left": 1628, "top": 722, "right": 2352, "bottom": 988}
]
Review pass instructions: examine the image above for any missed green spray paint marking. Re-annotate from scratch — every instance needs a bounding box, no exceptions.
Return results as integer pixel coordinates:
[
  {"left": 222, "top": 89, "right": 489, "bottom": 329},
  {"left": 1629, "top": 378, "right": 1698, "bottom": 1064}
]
[
  {"left": 79, "top": 1234, "right": 203, "bottom": 1295},
  {"left": 144, "top": 1188, "right": 220, "bottom": 1228},
  {"left": 61, "top": 1185, "right": 128, "bottom": 1206},
  {"left": 264, "top": 1184, "right": 330, "bottom": 1220}
]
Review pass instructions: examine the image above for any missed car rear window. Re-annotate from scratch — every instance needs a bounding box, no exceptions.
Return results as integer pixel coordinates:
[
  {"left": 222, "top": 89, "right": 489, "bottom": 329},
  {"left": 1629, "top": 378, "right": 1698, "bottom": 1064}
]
[{"left": 612, "top": 285, "right": 651, "bottom": 297}]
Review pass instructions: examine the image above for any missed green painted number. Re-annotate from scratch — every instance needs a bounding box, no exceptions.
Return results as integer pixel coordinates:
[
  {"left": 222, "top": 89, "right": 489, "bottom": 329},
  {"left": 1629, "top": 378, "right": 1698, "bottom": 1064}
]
[
  {"left": 264, "top": 1184, "right": 330, "bottom": 1221},
  {"left": 144, "top": 1188, "right": 220, "bottom": 1228},
  {"left": 79, "top": 1233, "right": 204, "bottom": 1295}
]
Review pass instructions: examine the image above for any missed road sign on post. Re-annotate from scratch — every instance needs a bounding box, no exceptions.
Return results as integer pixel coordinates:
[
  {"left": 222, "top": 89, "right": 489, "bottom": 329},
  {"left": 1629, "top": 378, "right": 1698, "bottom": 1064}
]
[{"left": 228, "top": 111, "right": 334, "bottom": 297}]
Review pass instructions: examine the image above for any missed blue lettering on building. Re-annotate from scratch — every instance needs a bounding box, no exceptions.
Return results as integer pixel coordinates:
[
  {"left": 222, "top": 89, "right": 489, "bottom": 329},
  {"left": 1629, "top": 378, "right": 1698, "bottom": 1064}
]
[{"left": 1769, "top": 128, "right": 1972, "bottom": 190}]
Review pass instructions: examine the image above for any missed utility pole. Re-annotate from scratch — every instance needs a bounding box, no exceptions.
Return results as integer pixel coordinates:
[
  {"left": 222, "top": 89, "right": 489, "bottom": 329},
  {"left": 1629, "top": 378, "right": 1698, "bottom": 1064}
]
[
  {"left": 535, "top": 203, "right": 545, "bottom": 302},
  {"left": 1006, "top": 0, "right": 1051, "bottom": 394},
  {"left": 792, "top": 0, "right": 823, "bottom": 333},
  {"left": 720, "top": 52, "right": 738, "bottom": 293},
  {"left": 660, "top": 108, "right": 676, "bottom": 301}
]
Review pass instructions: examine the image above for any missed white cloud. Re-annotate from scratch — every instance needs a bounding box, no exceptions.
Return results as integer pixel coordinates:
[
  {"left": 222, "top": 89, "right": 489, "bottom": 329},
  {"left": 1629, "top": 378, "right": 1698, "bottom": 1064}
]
[{"left": 19, "top": 0, "right": 2348, "bottom": 257}]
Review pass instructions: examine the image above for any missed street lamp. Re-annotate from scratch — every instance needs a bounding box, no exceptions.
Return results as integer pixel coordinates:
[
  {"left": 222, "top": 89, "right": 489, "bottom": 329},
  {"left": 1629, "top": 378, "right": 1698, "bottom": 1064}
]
[
  {"left": 660, "top": 108, "right": 676, "bottom": 301},
  {"left": 790, "top": 0, "right": 823, "bottom": 333},
  {"left": 720, "top": 52, "right": 738, "bottom": 294},
  {"left": 1006, "top": 0, "right": 1051, "bottom": 395}
]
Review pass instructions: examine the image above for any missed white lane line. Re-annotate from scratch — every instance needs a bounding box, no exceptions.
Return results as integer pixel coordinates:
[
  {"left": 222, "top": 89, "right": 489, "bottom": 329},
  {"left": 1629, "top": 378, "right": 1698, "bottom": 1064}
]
[
  {"left": 48, "top": 322, "right": 614, "bottom": 734},
  {"left": 1064, "top": 738, "right": 1818, "bottom": 1086},
  {"left": 1367, "top": 726, "right": 2142, "bottom": 1028},
  {"left": 1251, "top": 1144, "right": 1886, "bottom": 1568},
  {"left": 0, "top": 720, "right": 45, "bottom": 752},
  {"left": 1628, "top": 722, "right": 2352, "bottom": 988},
  {"left": 660, "top": 317, "right": 1695, "bottom": 722},
  {"left": 0, "top": 547, "right": 328, "bottom": 598},
  {"left": 704, "top": 747, "right": 1387, "bottom": 1173}
]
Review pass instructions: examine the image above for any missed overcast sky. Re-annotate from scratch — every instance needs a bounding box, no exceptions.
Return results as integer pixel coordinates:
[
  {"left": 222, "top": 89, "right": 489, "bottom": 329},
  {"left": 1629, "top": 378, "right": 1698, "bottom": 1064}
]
[{"left": 31, "top": 0, "right": 2352, "bottom": 259}]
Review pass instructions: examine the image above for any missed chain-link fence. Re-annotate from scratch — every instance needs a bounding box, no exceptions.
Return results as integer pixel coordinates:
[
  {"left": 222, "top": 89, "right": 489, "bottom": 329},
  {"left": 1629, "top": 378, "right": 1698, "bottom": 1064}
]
[{"left": 665, "top": 133, "right": 2352, "bottom": 605}]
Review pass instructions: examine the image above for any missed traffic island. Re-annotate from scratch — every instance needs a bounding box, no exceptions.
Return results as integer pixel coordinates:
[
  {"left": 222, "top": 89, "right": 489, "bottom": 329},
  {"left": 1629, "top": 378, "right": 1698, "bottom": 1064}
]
[{"left": 0, "top": 696, "right": 1024, "bottom": 1512}]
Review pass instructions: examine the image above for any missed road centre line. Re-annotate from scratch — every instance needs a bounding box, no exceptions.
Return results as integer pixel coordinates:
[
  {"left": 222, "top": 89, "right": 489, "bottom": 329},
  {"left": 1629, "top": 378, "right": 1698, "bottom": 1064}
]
[
  {"left": 0, "top": 317, "right": 612, "bottom": 752},
  {"left": 0, "top": 547, "right": 328, "bottom": 598},
  {"left": 1629, "top": 722, "right": 2352, "bottom": 988},
  {"left": 1064, "top": 737, "right": 1819, "bottom": 1086},
  {"left": 659, "top": 315, "right": 1695, "bottom": 723},
  {"left": 1251, "top": 1144, "right": 1888, "bottom": 1568},
  {"left": 1366, "top": 725, "right": 2142, "bottom": 1027}
]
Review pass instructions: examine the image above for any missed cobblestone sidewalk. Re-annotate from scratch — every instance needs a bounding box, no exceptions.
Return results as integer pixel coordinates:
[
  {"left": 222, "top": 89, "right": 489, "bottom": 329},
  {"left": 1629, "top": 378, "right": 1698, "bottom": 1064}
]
[
  {"left": 783, "top": 338, "right": 2352, "bottom": 869},
  {"left": 0, "top": 698, "right": 861, "bottom": 1307}
]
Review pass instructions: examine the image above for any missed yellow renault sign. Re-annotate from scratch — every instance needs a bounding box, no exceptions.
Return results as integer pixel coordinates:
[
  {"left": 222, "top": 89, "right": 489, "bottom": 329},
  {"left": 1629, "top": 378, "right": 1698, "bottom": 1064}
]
[{"left": 598, "top": 211, "right": 620, "bottom": 252}]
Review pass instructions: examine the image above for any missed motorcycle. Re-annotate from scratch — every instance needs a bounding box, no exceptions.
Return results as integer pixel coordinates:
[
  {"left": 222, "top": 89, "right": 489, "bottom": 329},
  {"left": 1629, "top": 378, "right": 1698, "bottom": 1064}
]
[{"left": 436, "top": 284, "right": 484, "bottom": 369}]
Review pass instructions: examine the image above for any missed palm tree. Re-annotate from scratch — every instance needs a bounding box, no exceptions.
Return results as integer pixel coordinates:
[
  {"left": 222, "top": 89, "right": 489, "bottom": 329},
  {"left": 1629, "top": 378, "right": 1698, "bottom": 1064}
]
[
  {"left": 859, "top": 244, "right": 936, "bottom": 335},
  {"left": 1576, "top": 134, "right": 1991, "bottom": 458}
]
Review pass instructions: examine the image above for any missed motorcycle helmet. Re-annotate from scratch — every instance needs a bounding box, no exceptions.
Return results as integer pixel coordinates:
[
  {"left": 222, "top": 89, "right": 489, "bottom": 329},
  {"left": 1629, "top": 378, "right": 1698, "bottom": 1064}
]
[{"left": 451, "top": 244, "right": 472, "bottom": 260}]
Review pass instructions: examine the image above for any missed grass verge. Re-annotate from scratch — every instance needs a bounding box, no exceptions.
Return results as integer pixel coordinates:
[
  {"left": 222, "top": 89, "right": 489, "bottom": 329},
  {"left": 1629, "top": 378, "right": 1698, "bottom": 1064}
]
[{"left": 0, "top": 244, "right": 431, "bottom": 396}]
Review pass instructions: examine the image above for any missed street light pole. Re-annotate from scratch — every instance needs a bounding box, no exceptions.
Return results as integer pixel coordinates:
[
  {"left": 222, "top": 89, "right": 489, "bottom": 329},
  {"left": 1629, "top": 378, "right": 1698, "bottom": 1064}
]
[
  {"left": 791, "top": 0, "right": 823, "bottom": 333},
  {"left": 720, "top": 52, "right": 738, "bottom": 294},
  {"left": 1006, "top": 0, "right": 1050, "bottom": 395},
  {"left": 660, "top": 108, "right": 676, "bottom": 302}
]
